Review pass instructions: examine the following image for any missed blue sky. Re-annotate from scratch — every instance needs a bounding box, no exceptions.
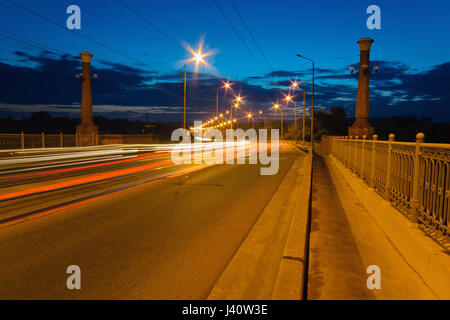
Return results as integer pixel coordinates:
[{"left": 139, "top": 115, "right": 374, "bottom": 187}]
[{"left": 0, "top": 0, "right": 449, "bottom": 122}]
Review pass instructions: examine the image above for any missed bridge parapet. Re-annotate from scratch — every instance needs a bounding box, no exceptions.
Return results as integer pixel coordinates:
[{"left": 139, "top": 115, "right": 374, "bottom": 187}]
[
  {"left": 329, "top": 134, "right": 449, "bottom": 250},
  {"left": 0, "top": 133, "right": 159, "bottom": 150}
]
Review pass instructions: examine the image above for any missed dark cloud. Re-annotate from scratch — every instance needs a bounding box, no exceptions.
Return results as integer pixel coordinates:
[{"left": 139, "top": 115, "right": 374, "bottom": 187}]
[{"left": 0, "top": 52, "right": 448, "bottom": 122}]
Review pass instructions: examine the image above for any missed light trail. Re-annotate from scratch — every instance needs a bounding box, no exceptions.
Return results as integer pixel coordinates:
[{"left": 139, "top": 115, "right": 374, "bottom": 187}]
[
  {"left": 0, "top": 142, "right": 270, "bottom": 202},
  {"left": 0, "top": 155, "right": 138, "bottom": 176},
  {"left": 0, "top": 148, "right": 148, "bottom": 165},
  {"left": 0, "top": 159, "right": 174, "bottom": 202},
  {"left": 1, "top": 152, "right": 170, "bottom": 180},
  {"left": 0, "top": 142, "right": 274, "bottom": 230},
  {"left": 0, "top": 163, "right": 213, "bottom": 230}
]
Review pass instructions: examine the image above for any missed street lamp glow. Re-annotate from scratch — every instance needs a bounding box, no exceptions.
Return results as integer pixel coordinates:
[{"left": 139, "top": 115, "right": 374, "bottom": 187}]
[
  {"left": 273, "top": 103, "right": 280, "bottom": 110},
  {"left": 284, "top": 94, "right": 293, "bottom": 103},
  {"left": 291, "top": 80, "right": 301, "bottom": 88},
  {"left": 223, "top": 81, "right": 232, "bottom": 90},
  {"left": 192, "top": 51, "right": 205, "bottom": 65}
]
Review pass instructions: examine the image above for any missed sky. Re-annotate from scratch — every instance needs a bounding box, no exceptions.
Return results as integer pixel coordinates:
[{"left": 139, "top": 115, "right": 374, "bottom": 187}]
[{"left": 0, "top": 0, "right": 449, "bottom": 122}]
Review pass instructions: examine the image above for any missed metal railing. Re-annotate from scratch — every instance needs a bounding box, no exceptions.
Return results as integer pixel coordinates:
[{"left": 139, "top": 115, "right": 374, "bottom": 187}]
[
  {"left": 0, "top": 133, "right": 78, "bottom": 150},
  {"left": 0, "top": 132, "right": 159, "bottom": 150},
  {"left": 331, "top": 134, "right": 449, "bottom": 249}
]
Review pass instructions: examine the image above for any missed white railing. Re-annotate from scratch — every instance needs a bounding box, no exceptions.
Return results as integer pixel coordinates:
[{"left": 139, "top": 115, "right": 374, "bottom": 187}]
[{"left": 331, "top": 134, "right": 449, "bottom": 249}]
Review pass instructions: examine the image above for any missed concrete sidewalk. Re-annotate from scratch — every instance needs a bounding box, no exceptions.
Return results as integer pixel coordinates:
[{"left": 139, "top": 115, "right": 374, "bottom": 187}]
[{"left": 307, "top": 155, "right": 437, "bottom": 300}]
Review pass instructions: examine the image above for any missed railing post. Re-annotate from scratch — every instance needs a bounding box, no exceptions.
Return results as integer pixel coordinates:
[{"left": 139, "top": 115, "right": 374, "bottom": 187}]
[
  {"left": 41, "top": 132, "right": 45, "bottom": 149},
  {"left": 347, "top": 136, "right": 350, "bottom": 168},
  {"left": 385, "top": 133, "right": 395, "bottom": 201},
  {"left": 361, "top": 135, "right": 366, "bottom": 179},
  {"left": 347, "top": 136, "right": 352, "bottom": 168},
  {"left": 76, "top": 133, "right": 79, "bottom": 147},
  {"left": 60, "top": 132, "right": 63, "bottom": 148},
  {"left": 354, "top": 136, "right": 359, "bottom": 173},
  {"left": 370, "top": 134, "right": 378, "bottom": 188},
  {"left": 21, "top": 132, "right": 25, "bottom": 150},
  {"left": 410, "top": 132, "right": 424, "bottom": 222}
]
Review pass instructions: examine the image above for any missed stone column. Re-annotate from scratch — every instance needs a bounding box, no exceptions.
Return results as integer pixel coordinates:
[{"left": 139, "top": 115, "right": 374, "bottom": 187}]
[
  {"left": 76, "top": 51, "right": 98, "bottom": 146},
  {"left": 348, "top": 38, "right": 375, "bottom": 138}
]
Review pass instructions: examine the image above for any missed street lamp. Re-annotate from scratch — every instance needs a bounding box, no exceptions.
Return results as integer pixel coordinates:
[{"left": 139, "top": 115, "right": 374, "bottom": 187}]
[
  {"left": 291, "top": 81, "right": 306, "bottom": 144},
  {"left": 259, "top": 110, "right": 266, "bottom": 129},
  {"left": 183, "top": 48, "right": 208, "bottom": 129},
  {"left": 349, "top": 64, "right": 379, "bottom": 75},
  {"left": 216, "top": 81, "right": 233, "bottom": 117},
  {"left": 290, "top": 81, "right": 299, "bottom": 133},
  {"left": 247, "top": 113, "right": 254, "bottom": 129},
  {"left": 230, "top": 95, "right": 243, "bottom": 129},
  {"left": 283, "top": 93, "right": 294, "bottom": 136},
  {"left": 296, "top": 54, "right": 315, "bottom": 147},
  {"left": 273, "top": 102, "right": 283, "bottom": 139}
]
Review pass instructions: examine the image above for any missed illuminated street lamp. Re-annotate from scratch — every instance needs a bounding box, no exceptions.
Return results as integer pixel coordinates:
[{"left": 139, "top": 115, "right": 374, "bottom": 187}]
[
  {"left": 290, "top": 81, "right": 299, "bottom": 139},
  {"left": 230, "top": 95, "right": 243, "bottom": 128},
  {"left": 182, "top": 46, "right": 210, "bottom": 129},
  {"left": 247, "top": 113, "right": 254, "bottom": 129},
  {"left": 296, "top": 53, "right": 315, "bottom": 146},
  {"left": 273, "top": 102, "right": 283, "bottom": 139},
  {"left": 216, "top": 81, "right": 233, "bottom": 117},
  {"left": 258, "top": 110, "right": 264, "bottom": 128},
  {"left": 291, "top": 80, "right": 306, "bottom": 143},
  {"left": 284, "top": 93, "right": 294, "bottom": 138}
]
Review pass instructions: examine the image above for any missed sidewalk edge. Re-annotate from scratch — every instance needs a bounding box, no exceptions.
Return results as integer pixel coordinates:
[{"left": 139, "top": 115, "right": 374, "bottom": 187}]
[{"left": 271, "top": 149, "right": 313, "bottom": 300}]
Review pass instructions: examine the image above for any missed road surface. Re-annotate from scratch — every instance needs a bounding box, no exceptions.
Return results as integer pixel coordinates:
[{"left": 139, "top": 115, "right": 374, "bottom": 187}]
[{"left": 0, "top": 142, "right": 304, "bottom": 299}]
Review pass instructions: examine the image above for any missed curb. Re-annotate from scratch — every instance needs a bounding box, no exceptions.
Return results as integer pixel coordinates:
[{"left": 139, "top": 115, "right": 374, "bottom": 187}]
[
  {"left": 207, "top": 148, "right": 312, "bottom": 300},
  {"left": 271, "top": 149, "right": 313, "bottom": 300}
]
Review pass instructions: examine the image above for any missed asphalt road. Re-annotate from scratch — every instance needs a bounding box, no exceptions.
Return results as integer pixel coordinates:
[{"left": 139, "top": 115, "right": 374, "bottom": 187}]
[{"left": 0, "top": 142, "right": 304, "bottom": 299}]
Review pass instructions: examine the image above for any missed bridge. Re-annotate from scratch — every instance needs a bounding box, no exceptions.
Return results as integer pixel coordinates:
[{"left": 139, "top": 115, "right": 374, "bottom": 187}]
[{"left": 0, "top": 134, "right": 447, "bottom": 300}]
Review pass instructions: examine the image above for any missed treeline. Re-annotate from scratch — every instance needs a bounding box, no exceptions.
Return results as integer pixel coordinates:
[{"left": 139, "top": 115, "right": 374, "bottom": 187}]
[
  {"left": 0, "top": 110, "right": 449, "bottom": 143},
  {"left": 310, "top": 106, "right": 450, "bottom": 143},
  {"left": 0, "top": 111, "right": 177, "bottom": 137}
]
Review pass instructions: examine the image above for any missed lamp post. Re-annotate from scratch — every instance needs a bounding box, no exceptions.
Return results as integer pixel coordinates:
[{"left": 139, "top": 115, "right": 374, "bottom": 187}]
[
  {"left": 247, "top": 113, "right": 254, "bottom": 129},
  {"left": 183, "top": 64, "right": 187, "bottom": 129},
  {"left": 284, "top": 93, "right": 293, "bottom": 139},
  {"left": 302, "top": 88, "right": 306, "bottom": 143},
  {"left": 217, "top": 81, "right": 232, "bottom": 117},
  {"left": 296, "top": 54, "right": 315, "bottom": 147},
  {"left": 273, "top": 102, "right": 283, "bottom": 139},
  {"left": 290, "top": 80, "right": 304, "bottom": 142},
  {"left": 183, "top": 48, "right": 208, "bottom": 129},
  {"left": 259, "top": 110, "right": 265, "bottom": 129},
  {"left": 231, "top": 95, "right": 242, "bottom": 129}
]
